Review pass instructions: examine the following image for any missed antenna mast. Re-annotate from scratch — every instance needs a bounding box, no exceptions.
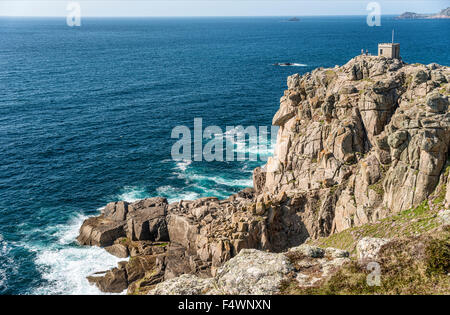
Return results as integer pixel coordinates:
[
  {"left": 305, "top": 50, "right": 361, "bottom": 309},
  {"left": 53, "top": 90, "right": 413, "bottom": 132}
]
[{"left": 392, "top": 29, "right": 394, "bottom": 44}]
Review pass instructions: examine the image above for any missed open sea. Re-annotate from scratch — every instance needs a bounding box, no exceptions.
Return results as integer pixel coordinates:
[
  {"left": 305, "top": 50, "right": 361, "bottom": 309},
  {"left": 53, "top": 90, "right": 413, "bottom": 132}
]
[{"left": 0, "top": 16, "right": 448, "bottom": 294}]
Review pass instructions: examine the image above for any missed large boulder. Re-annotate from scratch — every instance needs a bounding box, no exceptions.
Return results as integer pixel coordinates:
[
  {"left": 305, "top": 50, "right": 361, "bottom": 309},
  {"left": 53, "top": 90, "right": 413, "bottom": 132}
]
[
  {"left": 126, "top": 206, "right": 168, "bottom": 241},
  {"left": 104, "top": 201, "right": 129, "bottom": 221},
  {"left": 78, "top": 197, "right": 169, "bottom": 247},
  {"left": 105, "top": 243, "right": 129, "bottom": 258},
  {"left": 213, "top": 249, "right": 293, "bottom": 295},
  {"left": 163, "top": 243, "right": 195, "bottom": 280},
  {"left": 87, "top": 264, "right": 128, "bottom": 293},
  {"left": 151, "top": 249, "right": 293, "bottom": 295},
  {"left": 357, "top": 237, "right": 390, "bottom": 263},
  {"left": 149, "top": 274, "right": 215, "bottom": 295},
  {"left": 77, "top": 216, "right": 126, "bottom": 247},
  {"left": 125, "top": 255, "right": 158, "bottom": 284},
  {"left": 126, "top": 197, "right": 169, "bottom": 241}
]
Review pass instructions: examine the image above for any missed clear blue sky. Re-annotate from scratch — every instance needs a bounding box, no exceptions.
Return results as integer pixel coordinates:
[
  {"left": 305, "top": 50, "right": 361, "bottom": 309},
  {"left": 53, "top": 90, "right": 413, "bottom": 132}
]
[{"left": 0, "top": 1, "right": 447, "bottom": 17}]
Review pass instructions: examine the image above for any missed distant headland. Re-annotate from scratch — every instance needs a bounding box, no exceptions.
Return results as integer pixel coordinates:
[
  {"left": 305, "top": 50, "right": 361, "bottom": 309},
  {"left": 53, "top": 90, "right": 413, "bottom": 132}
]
[{"left": 396, "top": 7, "right": 450, "bottom": 19}]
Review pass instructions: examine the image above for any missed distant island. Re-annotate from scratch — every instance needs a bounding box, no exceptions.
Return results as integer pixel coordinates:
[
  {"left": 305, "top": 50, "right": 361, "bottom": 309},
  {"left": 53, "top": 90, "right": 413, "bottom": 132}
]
[
  {"left": 397, "top": 7, "right": 450, "bottom": 19},
  {"left": 287, "top": 17, "right": 300, "bottom": 22}
]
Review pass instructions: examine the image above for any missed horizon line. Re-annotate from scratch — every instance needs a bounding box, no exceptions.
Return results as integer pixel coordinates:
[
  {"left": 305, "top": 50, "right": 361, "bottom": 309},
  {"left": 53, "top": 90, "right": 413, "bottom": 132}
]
[{"left": 0, "top": 14, "right": 402, "bottom": 18}]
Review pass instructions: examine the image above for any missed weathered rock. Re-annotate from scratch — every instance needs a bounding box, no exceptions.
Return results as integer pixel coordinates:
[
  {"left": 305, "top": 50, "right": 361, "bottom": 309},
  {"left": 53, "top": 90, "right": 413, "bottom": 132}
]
[
  {"left": 324, "top": 247, "right": 349, "bottom": 258},
  {"left": 150, "top": 246, "right": 350, "bottom": 294},
  {"left": 126, "top": 206, "right": 168, "bottom": 241},
  {"left": 125, "top": 255, "right": 158, "bottom": 284},
  {"left": 105, "top": 243, "right": 129, "bottom": 258},
  {"left": 104, "top": 201, "right": 129, "bottom": 221},
  {"left": 437, "top": 210, "right": 450, "bottom": 225},
  {"left": 87, "top": 266, "right": 128, "bottom": 293},
  {"left": 253, "top": 166, "right": 266, "bottom": 194},
  {"left": 294, "top": 256, "right": 350, "bottom": 288},
  {"left": 288, "top": 244, "right": 324, "bottom": 258},
  {"left": 78, "top": 197, "right": 169, "bottom": 247},
  {"left": 426, "top": 92, "right": 448, "bottom": 113},
  {"left": 213, "top": 249, "right": 292, "bottom": 295},
  {"left": 77, "top": 216, "right": 126, "bottom": 247},
  {"left": 264, "top": 56, "right": 450, "bottom": 235},
  {"left": 149, "top": 274, "right": 215, "bottom": 295},
  {"left": 163, "top": 243, "right": 196, "bottom": 280},
  {"left": 151, "top": 249, "right": 293, "bottom": 295},
  {"left": 357, "top": 237, "right": 390, "bottom": 263}
]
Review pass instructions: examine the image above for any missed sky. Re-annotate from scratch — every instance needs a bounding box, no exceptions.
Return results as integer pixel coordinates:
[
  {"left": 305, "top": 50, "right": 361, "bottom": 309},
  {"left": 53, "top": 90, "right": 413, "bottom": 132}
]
[{"left": 0, "top": 0, "right": 448, "bottom": 17}]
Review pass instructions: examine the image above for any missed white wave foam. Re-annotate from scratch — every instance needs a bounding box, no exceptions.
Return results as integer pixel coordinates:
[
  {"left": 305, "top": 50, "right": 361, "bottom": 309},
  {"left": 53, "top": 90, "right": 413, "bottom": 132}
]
[
  {"left": 0, "top": 235, "right": 19, "bottom": 294},
  {"left": 175, "top": 160, "right": 192, "bottom": 172},
  {"left": 0, "top": 234, "right": 9, "bottom": 290},
  {"left": 156, "top": 185, "right": 200, "bottom": 203},
  {"left": 277, "top": 63, "right": 307, "bottom": 67},
  {"left": 222, "top": 126, "right": 276, "bottom": 159},
  {"left": 190, "top": 174, "right": 252, "bottom": 188},
  {"left": 116, "top": 186, "right": 149, "bottom": 202},
  {"left": 30, "top": 214, "right": 126, "bottom": 295}
]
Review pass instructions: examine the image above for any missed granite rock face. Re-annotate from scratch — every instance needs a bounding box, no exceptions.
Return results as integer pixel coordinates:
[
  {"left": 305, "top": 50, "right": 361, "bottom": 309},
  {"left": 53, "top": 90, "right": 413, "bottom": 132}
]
[
  {"left": 77, "top": 197, "right": 169, "bottom": 248},
  {"left": 264, "top": 56, "right": 449, "bottom": 236},
  {"left": 149, "top": 246, "right": 349, "bottom": 295},
  {"left": 78, "top": 55, "right": 450, "bottom": 294}
]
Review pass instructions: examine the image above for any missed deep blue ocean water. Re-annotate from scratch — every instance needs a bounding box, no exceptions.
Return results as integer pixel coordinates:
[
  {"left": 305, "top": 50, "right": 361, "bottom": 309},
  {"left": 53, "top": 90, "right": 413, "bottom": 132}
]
[{"left": 0, "top": 16, "right": 448, "bottom": 294}]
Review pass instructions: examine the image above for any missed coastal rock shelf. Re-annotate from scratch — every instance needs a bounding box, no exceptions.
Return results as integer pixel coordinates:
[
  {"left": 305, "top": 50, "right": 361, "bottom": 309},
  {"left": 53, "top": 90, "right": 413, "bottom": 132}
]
[{"left": 77, "top": 55, "right": 450, "bottom": 294}]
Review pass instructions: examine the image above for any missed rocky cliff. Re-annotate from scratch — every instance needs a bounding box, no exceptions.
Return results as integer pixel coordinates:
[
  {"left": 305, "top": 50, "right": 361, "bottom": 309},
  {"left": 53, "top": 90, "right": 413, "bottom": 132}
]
[
  {"left": 397, "top": 7, "right": 450, "bottom": 19},
  {"left": 77, "top": 55, "right": 450, "bottom": 294}
]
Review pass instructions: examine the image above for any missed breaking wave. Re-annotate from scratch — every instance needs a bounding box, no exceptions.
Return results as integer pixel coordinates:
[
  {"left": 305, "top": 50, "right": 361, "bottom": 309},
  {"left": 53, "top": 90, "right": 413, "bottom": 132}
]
[{"left": 29, "top": 214, "right": 126, "bottom": 295}]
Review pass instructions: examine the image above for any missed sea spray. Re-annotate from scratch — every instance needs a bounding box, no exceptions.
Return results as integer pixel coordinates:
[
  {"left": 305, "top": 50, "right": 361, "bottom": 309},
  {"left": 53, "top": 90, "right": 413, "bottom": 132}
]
[{"left": 29, "top": 214, "right": 126, "bottom": 295}]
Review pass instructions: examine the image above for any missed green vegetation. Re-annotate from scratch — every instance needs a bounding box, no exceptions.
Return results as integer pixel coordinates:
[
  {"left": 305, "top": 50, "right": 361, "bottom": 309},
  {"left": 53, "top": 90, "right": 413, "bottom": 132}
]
[
  {"left": 280, "top": 173, "right": 450, "bottom": 295},
  {"left": 426, "top": 237, "right": 450, "bottom": 276},
  {"left": 324, "top": 70, "right": 337, "bottom": 83},
  {"left": 307, "top": 200, "right": 440, "bottom": 255},
  {"left": 281, "top": 228, "right": 449, "bottom": 295},
  {"left": 368, "top": 181, "right": 384, "bottom": 196},
  {"left": 127, "top": 269, "right": 160, "bottom": 295}
]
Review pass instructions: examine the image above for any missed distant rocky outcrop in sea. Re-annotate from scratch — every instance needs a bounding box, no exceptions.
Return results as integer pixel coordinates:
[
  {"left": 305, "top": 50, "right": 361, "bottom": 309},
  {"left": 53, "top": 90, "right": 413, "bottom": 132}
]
[
  {"left": 77, "top": 55, "right": 450, "bottom": 294},
  {"left": 397, "top": 7, "right": 450, "bottom": 19}
]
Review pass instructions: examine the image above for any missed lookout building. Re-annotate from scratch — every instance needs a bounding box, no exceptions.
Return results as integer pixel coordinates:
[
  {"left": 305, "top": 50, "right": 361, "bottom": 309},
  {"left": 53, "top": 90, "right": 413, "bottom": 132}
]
[
  {"left": 378, "top": 43, "right": 400, "bottom": 59},
  {"left": 378, "top": 30, "right": 400, "bottom": 59}
]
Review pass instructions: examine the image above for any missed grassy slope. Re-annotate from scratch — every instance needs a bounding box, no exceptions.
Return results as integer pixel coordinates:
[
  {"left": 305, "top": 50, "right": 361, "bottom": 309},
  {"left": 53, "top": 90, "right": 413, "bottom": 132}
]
[{"left": 280, "top": 169, "right": 450, "bottom": 295}]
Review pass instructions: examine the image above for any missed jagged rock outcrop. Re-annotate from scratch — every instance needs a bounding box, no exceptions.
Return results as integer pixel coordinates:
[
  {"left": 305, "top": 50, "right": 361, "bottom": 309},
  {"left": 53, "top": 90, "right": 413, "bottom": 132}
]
[
  {"left": 148, "top": 246, "right": 349, "bottom": 295},
  {"left": 77, "top": 55, "right": 449, "bottom": 294},
  {"left": 396, "top": 7, "right": 450, "bottom": 20},
  {"left": 264, "top": 56, "right": 449, "bottom": 236},
  {"left": 79, "top": 190, "right": 308, "bottom": 292},
  {"left": 77, "top": 197, "right": 169, "bottom": 247}
]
